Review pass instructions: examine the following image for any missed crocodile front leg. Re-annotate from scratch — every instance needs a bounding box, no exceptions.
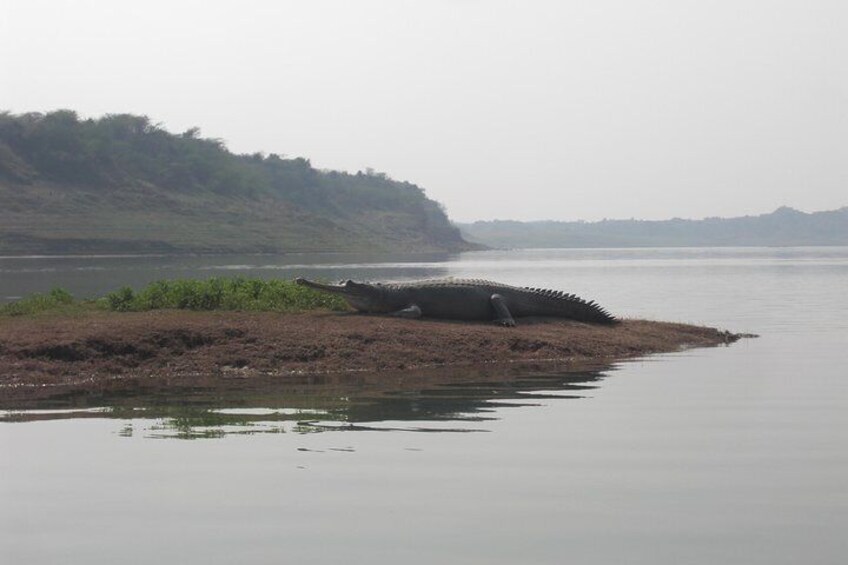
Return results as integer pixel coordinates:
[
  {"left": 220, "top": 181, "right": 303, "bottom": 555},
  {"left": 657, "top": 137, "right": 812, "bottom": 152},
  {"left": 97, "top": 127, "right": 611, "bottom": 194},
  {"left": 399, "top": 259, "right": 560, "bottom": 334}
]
[
  {"left": 389, "top": 304, "right": 423, "bottom": 319},
  {"left": 490, "top": 294, "right": 516, "bottom": 327}
]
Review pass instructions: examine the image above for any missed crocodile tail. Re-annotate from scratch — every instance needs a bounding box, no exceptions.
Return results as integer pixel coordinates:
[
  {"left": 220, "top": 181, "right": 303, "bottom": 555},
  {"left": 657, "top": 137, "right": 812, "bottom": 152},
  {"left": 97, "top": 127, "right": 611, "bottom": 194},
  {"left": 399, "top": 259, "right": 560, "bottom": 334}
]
[
  {"left": 558, "top": 296, "right": 617, "bottom": 325},
  {"left": 522, "top": 287, "right": 618, "bottom": 324}
]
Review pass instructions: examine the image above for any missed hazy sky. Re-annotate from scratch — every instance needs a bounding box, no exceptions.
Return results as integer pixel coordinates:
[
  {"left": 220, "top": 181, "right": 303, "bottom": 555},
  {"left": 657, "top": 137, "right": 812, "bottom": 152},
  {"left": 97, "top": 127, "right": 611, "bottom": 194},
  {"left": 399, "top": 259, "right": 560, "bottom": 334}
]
[{"left": 2, "top": 0, "right": 846, "bottom": 222}]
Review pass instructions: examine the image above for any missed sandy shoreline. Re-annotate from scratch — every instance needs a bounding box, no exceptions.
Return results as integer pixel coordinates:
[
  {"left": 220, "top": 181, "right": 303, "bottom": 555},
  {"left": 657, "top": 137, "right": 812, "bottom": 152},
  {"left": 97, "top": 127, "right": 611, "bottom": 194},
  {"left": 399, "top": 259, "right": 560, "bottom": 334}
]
[{"left": 0, "top": 310, "right": 744, "bottom": 406}]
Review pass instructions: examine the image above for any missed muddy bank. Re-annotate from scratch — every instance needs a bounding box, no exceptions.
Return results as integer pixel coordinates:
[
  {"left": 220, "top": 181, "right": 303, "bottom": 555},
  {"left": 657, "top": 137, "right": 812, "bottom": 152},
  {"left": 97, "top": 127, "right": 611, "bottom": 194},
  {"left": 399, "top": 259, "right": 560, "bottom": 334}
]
[{"left": 0, "top": 310, "right": 744, "bottom": 406}]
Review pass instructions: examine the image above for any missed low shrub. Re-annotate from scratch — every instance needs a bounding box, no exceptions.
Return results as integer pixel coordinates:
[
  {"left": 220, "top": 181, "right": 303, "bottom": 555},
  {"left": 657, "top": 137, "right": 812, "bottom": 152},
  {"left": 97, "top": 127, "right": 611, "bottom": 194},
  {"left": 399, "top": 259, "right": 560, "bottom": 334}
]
[
  {"left": 3, "top": 278, "right": 348, "bottom": 316},
  {"left": 101, "top": 277, "right": 348, "bottom": 312},
  {"left": 105, "top": 286, "right": 135, "bottom": 312},
  {"left": 0, "top": 287, "right": 79, "bottom": 316}
]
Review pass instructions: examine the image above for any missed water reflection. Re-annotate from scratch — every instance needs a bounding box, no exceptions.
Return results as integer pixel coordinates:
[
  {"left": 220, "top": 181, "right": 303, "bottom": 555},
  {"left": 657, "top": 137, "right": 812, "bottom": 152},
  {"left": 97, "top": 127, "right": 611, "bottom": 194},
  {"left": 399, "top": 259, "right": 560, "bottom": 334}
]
[{"left": 0, "top": 362, "right": 612, "bottom": 439}]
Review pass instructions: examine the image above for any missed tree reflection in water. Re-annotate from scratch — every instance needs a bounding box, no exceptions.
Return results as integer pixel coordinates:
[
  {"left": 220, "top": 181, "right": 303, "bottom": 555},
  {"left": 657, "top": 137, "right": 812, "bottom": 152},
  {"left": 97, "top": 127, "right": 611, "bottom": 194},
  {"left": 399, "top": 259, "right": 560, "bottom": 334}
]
[{"left": 0, "top": 361, "right": 616, "bottom": 439}]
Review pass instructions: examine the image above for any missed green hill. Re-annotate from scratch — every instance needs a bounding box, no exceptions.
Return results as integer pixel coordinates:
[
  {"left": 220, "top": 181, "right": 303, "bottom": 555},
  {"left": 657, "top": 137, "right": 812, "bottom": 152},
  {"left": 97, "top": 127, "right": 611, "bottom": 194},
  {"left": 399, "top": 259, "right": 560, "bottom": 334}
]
[{"left": 0, "top": 110, "right": 473, "bottom": 254}]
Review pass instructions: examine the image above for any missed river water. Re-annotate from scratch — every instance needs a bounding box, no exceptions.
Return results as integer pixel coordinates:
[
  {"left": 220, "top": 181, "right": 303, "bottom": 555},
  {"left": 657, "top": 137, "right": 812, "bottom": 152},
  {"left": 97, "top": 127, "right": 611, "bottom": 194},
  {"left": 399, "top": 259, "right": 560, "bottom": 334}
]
[{"left": 1, "top": 247, "right": 847, "bottom": 564}]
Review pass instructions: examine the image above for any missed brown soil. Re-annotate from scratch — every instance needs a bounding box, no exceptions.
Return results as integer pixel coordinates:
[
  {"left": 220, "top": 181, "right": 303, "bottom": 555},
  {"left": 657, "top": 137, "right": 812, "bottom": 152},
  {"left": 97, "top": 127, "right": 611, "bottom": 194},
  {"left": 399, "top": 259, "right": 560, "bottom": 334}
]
[{"left": 0, "top": 310, "right": 743, "bottom": 406}]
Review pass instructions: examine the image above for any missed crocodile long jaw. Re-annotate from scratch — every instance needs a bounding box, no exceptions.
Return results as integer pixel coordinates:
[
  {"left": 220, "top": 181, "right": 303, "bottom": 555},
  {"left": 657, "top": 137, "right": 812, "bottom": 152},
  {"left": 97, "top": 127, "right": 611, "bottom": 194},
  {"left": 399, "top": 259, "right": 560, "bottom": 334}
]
[{"left": 294, "top": 278, "right": 348, "bottom": 295}]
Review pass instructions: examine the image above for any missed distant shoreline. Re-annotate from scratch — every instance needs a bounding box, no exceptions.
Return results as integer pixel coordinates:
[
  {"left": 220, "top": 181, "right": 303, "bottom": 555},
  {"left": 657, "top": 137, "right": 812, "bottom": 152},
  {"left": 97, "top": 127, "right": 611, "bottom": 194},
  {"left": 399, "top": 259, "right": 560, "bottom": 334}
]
[
  {"left": 459, "top": 206, "right": 848, "bottom": 249},
  {"left": 2, "top": 242, "right": 847, "bottom": 261},
  {"left": 0, "top": 310, "right": 746, "bottom": 408},
  {"left": 0, "top": 250, "right": 463, "bottom": 260}
]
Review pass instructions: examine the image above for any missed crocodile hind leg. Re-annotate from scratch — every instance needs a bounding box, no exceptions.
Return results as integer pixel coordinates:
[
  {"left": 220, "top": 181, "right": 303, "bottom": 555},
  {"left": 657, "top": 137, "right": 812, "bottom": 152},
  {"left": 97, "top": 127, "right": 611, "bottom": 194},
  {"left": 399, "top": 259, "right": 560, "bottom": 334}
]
[
  {"left": 490, "top": 294, "right": 516, "bottom": 327},
  {"left": 389, "top": 304, "right": 423, "bottom": 319}
]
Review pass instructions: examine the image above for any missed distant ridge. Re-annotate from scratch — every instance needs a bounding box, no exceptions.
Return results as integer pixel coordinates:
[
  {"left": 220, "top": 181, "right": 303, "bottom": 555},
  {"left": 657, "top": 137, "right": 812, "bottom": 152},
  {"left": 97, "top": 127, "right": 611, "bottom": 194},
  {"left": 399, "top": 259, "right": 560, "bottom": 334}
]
[
  {"left": 0, "top": 110, "right": 475, "bottom": 255},
  {"left": 458, "top": 207, "right": 848, "bottom": 248}
]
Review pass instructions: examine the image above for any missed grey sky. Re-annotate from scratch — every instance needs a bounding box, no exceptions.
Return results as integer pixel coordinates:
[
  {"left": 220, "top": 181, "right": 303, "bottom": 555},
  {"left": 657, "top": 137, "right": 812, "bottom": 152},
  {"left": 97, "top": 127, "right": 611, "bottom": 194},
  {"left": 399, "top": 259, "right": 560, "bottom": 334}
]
[{"left": 2, "top": 0, "right": 846, "bottom": 221}]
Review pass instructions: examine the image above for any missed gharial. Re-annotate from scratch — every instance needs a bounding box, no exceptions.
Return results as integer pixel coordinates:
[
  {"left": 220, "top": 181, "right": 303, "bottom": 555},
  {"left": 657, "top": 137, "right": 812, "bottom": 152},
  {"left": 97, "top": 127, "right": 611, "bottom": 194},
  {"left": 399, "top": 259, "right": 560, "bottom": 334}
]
[{"left": 294, "top": 278, "right": 617, "bottom": 327}]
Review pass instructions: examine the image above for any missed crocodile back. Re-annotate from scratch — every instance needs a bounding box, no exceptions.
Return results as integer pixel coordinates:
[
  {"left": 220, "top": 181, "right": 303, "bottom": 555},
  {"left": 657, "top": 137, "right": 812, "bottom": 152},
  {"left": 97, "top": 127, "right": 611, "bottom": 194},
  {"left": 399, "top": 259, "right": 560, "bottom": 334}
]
[{"left": 377, "top": 278, "right": 616, "bottom": 324}]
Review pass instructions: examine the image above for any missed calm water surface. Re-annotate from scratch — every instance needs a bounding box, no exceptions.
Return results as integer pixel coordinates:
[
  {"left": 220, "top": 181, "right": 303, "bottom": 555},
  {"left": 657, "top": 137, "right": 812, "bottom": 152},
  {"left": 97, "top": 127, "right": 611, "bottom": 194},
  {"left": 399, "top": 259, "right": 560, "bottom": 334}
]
[{"left": 2, "top": 248, "right": 847, "bottom": 564}]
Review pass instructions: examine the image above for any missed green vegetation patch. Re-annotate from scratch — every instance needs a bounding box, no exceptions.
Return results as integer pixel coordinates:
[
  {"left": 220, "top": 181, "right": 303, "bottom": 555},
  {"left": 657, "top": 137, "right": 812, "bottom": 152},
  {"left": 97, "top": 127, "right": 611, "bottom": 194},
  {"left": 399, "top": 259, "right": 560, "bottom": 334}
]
[
  {"left": 104, "top": 277, "right": 348, "bottom": 313},
  {"left": 0, "top": 278, "right": 348, "bottom": 317},
  {"left": 0, "top": 288, "right": 84, "bottom": 317}
]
